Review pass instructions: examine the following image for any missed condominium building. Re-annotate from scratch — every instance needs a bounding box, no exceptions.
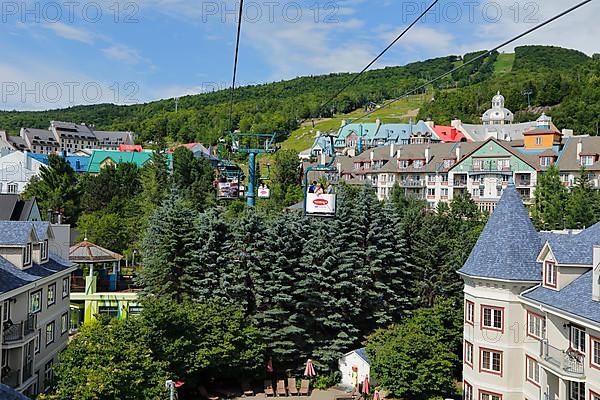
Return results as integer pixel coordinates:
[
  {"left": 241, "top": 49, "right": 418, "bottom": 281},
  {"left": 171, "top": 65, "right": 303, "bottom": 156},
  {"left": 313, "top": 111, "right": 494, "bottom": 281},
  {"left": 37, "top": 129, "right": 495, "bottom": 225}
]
[
  {"left": 458, "top": 184, "right": 600, "bottom": 400},
  {"left": 2, "top": 121, "right": 135, "bottom": 155},
  {"left": 0, "top": 221, "right": 75, "bottom": 397}
]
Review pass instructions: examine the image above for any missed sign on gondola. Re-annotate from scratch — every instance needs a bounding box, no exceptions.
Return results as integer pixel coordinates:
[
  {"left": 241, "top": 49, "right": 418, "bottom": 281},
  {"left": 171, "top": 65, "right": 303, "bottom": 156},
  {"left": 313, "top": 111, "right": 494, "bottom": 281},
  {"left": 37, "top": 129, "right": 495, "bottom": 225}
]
[
  {"left": 258, "top": 186, "right": 271, "bottom": 199},
  {"left": 306, "top": 193, "right": 336, "bottom": 217},
  {"left": 217, "top": 177, "right": 240, "bottom": 200}
]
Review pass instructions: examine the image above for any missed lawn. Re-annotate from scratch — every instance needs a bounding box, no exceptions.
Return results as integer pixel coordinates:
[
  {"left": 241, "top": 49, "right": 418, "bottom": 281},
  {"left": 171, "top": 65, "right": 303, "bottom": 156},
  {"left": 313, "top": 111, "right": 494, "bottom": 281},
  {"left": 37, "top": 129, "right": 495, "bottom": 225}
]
[{"left": 493, "top": 53, "right": 515, "bottom": 75}]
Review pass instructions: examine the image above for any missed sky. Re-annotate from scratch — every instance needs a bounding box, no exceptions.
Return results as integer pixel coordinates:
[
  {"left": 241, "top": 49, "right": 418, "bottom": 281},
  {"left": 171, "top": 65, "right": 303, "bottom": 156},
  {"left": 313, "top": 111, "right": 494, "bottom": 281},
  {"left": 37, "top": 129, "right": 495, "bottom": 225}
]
[{"left": 0, "top": 0, "right": 598, "bottom": 110}]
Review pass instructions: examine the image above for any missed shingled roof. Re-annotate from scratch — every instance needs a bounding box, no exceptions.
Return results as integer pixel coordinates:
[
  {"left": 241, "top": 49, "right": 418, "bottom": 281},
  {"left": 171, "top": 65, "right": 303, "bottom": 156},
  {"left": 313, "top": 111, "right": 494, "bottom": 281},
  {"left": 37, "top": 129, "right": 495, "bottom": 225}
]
[
  {"left": 458, "top": 184, "right": 542, "bottom": 281},
  {"left": 0, "top": 221, "right": 38, "bottom": 246},
  {"left": 522, "top": 270, "right": 600, "bottom": 324},
  {"left": 540, "top": 222, "right": 600, "bottom": 265}
]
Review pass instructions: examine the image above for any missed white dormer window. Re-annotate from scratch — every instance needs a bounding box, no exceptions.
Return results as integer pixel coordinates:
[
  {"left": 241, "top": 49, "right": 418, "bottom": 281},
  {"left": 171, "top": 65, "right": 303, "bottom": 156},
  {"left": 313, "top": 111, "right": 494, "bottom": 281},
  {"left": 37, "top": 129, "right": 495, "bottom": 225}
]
[
  {"left": 540, "top": 157, "right": 553, "bottom": 167},
  {"left": 443, "top": 159, "right": 454, "bottom": 169},
  {"left": 581, "top": 155, "right": 595, "bottom": 166},
  {"left": 398, "top": 160, "right": 409, "bottom": 169},
  {"left": 414, "top": 159, "right": 424, "bottom": 169},
  {"left": 544, "top": 261, "right": 557, "bottom": 288},
  {"left": 23, "top": 243, "right": 32, "bottom": 266}
]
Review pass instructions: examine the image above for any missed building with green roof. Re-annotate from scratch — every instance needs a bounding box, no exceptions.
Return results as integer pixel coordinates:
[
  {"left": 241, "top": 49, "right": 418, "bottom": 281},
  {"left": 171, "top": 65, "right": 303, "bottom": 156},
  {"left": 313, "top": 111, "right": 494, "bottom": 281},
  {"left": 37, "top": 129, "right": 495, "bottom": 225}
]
[{"left": 86, "top": 150, "right": 172, "bottom": 174}]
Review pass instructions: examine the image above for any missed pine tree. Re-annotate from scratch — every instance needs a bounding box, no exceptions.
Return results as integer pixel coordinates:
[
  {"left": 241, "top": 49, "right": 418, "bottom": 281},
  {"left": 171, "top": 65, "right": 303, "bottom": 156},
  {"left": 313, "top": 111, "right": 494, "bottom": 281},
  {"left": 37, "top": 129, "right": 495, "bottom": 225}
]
[
  {"left": 567, "top": 167, "right": 597, "bottom": 228},
  {"left": 136, "top": 193, "right": 201, "bottom": 302},
  {"left": 532, "top": 165, "right": 568, "bottom": 229}
]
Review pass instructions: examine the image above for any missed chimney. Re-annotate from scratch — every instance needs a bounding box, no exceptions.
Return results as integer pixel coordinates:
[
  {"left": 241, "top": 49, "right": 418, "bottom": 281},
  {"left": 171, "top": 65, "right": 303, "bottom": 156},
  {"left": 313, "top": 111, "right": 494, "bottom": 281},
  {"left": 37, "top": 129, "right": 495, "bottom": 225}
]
[
  {"left": 389, "top": 143, "right": 395, "bottom": 158},
  {"left": 370, "top": 150, "right": 374, "bottom": 163},
  {"left": 455, "top": 144, "right": 461, "bottom": 160},
  {"left": 47, "top": 209, "right": 53, "bottom": 223},
  {"left": 341, "top": 119, "right": 347, "bottom": 127},
  {"left": 577, "top": 139, "right": 583, "bottom": 161},
  {"left": 425, "top": 146, "right": 430, "bottom": 163},
  {"left": 424, "top": 120, "right": 434, "bottom": 128},
  {"left": 451, "top": 119, "right": 462, "bottom": 128},
  {"left": 593, "top": 246, "right": 600, "bottom": 302},
  {"left": 375, "top": 118, "right": 381, "bottom": 127},
  {"left": 562, "top": 129, "right": 573, "bottom": 137},
  {"left": 337, "top": 162, "right": 342, "bottom": 174},
  {"left": 396, "top": 147, "right": 402, "bottom": 160}
]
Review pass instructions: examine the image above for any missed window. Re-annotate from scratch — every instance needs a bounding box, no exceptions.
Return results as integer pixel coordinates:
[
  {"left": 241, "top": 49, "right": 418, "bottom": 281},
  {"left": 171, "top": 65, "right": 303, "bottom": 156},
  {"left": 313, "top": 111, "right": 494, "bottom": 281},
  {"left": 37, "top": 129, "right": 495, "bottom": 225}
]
[
  {"left": 544, "top": 261, "right": 557, "bottom": 288},
  {"left": 480, "top": 348, "right": 502, "bottom": 375},
  {"left": 560, "top": 173, "right": 569, "bottom": 182},
  {"left": 61, "top": 313, "right": 68, "bottom": 334},
  {"left": 540, "top": 156, "right": 553, "bottom": 167},
  {"left": 34, "top": 329, "right": 41, "bottom": 353},
  {"left": 571, "top": 326, "right": 585, "bottom": 353},
  {"left": 427, "top": 188, "right": 435, "bottom": 197},
  {"left": 440, "top": 174, "right": 449, "bottom": 183},
  {"left": 527, "top": 311, "right": 545, "bottom": 340},
  {"left": 526, "top": 355, "right": 539, "bottom": 386},
  {"left": 23, "top": 242, "right": 32, "bottom": 266},
  {"left": 46, "top": 321, "right": 55, "bottom": 345},
  {"left": 465, "top": 300, "right": 474, "bottom": 325},
  {"left": 464, "top": 341, "right": 473, "bottom": 367},
  {"left": 581, "top": 155, "right": 594, "bottom": 166},
  {"left": 2, "top": 300, "right": 10, "bottom": 323},
  {"left": 398, "top": 160, "right": 409, "bottom": 169},
  {"left": 128, "top": 306, "right": 143, "bottom": 315},
  {"left": 569, "top": 381, "right": 584, "bottom": 400},
  {"left": 443, "top": 159, "right": 454, "bottom": 169},
  {"left": 1, "top": 349, "right": 7, "bottom": 368},
  {"left": 99, "top": 306, "right": 119, "bottom": 319},
  {"left": 7, "top": 183, "right": 17, "bottom": 193},
  {"left": 535, "top": 137, "right": 542, "bottom": 145},
  {"left": 41, "top": 239, "right": 48, "bottom": 261},
  {"left": 472, "top": 159, "right": 482, "bottom": 171},
  {"left": 479, "top": 390, "right": 502, "bottom": 400},
  {"left": 441, "top": 188, "right": 449, "bottom": 197},
  {"left": 481, "top": 305, "right": 503, "bottom": 331},
  {"left": 30, "top": 290, "right": 42, "bottom": 314},
  {"left": 592, "top": 336, "right": 600, "bottom": 369},
  {"left": 498, "top": 159, "right": 510, "bottom": 170},
  {"left": 44, "top": 360, "right": 53, "bottom": 390},
  {"left": 464, "top": 382, "right": 473, "bottom": 400},
  {"left": 428, "top": 174, "right": 436, "bottom": 183},
  {"left": 414, "top": 159, "right": 424, "bottom": 168},
  {"left": 62, "top": 277, "right": 70, "bottom": 298},
  {"left": 47, "top": 283, "right": 56, "bottom": 307}
]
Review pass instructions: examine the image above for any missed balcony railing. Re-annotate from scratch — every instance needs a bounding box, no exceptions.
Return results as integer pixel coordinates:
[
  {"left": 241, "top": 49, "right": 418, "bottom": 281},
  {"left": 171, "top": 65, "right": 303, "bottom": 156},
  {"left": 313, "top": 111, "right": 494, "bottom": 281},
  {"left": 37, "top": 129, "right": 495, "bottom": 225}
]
[
  {"left": 470, "top": 165, "right": 512, "bottom": 173},
  {"left": 540, "top": 339, "right": 585, "bottom": 377},
  {"left": 3, "top": 314, "right": 36, "bottom": 344},
  {"left": 399, "top": 179, "right": 425, "bottom": 187},
  {"left": 453, "top": 180, "right": 467, "bottom": 187},
  {"left": 1, "top": 369, "right": 20, "bottom": 388}
]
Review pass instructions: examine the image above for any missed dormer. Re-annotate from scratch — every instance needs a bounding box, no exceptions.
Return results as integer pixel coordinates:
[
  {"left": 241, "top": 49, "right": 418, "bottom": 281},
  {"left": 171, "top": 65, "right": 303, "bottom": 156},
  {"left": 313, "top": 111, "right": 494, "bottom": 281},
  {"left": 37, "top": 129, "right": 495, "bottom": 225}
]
[
  {"left": 0, "top": 221, "right": 39, "bottom": 270},
  {"left": 537, "top": 244, "right": 558, "bottom": 290},
  {"left": 32, "top": 222, "right": 52, "bottom": 264},
  {"left": 537, "top": 239, "right": 591, "bottom": 291}
]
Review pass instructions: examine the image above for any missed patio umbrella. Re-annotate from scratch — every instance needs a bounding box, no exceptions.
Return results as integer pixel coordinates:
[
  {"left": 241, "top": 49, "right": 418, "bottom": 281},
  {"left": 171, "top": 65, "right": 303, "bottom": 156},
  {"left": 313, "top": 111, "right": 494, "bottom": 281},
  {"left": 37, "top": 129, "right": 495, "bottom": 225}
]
[
  {"left": 266, "top": 357, "right": 274, "bottom": 373},
  {"left": 362, "top": 376, "right": 369, "bottom": 395},
  {"left": 304, "top": 359, "right": 316, "bottom": 377},
  {"left": 372, "top": 390, "right": 380, "bottom": 400}
]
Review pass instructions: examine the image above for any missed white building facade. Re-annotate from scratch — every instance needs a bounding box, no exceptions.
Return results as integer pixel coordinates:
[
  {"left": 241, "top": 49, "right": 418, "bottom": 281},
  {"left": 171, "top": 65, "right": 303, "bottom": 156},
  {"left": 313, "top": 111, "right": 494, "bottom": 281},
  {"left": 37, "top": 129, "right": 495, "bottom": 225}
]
[
  {"left": 459, "top": 185, "right": 600, "bottom": 400},
  {"left": 0, "top": 152, "right": 46, "bottom": 195}
]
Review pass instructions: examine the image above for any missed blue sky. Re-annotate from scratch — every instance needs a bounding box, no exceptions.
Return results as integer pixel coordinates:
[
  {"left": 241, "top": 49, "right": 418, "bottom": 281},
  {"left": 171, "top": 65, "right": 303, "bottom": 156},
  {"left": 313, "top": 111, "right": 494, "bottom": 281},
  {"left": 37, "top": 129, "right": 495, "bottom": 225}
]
[{"left": 0, "top": 0, "right": 597, "bottom": 110}]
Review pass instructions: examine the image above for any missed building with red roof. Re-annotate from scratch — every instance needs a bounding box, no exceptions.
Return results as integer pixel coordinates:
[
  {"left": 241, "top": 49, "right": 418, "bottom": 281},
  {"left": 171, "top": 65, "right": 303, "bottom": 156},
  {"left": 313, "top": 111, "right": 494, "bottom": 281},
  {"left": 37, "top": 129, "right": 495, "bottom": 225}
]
[
  {"left": 118, "top": 144, "right": 143, "bottom": 152},
  {"left": 430, "top": 124, "right": 468, "bottom": 142}
]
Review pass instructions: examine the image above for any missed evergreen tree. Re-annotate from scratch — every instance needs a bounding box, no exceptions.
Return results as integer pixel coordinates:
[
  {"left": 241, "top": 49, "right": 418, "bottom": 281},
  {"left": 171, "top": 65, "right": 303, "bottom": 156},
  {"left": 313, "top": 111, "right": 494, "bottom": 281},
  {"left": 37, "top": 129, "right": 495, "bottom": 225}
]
[
  {"left": 567, "top": 167, "right": 598, "bottom": 228},
  {"left": 532, "top": 165, "right": 568, "bottom": 229},
  {"left": 171, "top": 146, "right": 215, "bottom": 211},
  {"left": 136, "top": 193, "right": 201, "bottom": 302}
]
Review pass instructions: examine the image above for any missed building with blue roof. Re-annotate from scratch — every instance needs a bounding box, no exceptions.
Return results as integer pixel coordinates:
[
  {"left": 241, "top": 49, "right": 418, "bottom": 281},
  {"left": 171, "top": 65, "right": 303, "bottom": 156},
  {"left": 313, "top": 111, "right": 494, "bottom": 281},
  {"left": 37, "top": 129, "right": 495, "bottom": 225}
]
[
  {"left": 338, "top": 347, "right": 370, "bottom": 389},
  {"left": 0, "top": 221, "right": 76, "bottom": 397},
  {"left": 459, "top": 185, "right": 600, "bottom": 400}
]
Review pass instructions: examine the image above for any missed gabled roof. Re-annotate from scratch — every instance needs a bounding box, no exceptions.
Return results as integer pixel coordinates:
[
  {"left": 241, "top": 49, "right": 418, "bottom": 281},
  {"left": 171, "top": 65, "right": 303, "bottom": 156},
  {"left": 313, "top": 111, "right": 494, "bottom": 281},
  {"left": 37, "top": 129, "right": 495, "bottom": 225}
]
[
  {"left": 86, "top": 150, "right": 169, "bottom": 173},
  {"left": 0, "top": 194, "right": 19, "bottom": 220},
  {"left": 32, "top": 221, "right": 51, "bottom": 241},
  {"left": 522, "top": 270, "right": 600, "bottom": 324},
  {"left": 449, "top": 138, "right": 539, "bottom": 173},
  {"left": 0, "top": 255, "right": 74, "bottom": 295},
  {"left": 0, "top": 221, "right": 38, "bottom": 246},
  {"left": 540, "top": 222, "right": 600, "bottom": 265},
  {"left": 458, "top": 184, "right": 542, "bottom": 281}
]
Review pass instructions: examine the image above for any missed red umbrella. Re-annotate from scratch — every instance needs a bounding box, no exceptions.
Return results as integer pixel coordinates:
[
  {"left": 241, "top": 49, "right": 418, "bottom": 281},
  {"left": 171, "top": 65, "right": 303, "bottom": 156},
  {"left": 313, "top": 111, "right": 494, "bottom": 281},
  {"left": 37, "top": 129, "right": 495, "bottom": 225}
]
[
  {"left": 362, "top": 376, "right": 369, "bottom": 394},
  {"left": 304, "top": 359, "right": 316, "bottom": 377},
  {"left": 267, "top": 357, "right": 274, "bottom": 373},
  {"left": 373, "top": 390, "right": 380, "bottom": 400}
]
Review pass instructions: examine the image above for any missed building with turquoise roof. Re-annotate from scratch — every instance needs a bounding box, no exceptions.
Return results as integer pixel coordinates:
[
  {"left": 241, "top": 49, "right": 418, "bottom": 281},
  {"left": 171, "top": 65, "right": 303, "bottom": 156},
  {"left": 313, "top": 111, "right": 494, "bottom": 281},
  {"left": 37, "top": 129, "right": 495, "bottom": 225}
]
[{"left": 86, "top": 150, "right": 172, "bottom": 174}]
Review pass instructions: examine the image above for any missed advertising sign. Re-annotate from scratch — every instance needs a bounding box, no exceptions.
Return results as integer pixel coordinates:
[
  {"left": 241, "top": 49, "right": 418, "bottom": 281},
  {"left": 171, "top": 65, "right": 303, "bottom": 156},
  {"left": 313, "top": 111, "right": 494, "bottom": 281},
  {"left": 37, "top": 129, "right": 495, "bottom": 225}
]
[
  {"left": 258, "top": 187, "right": 271, "bottom": 199},
  {"left": 306, "top": 193, "right": 336, "bottom": 216},
  {"left": 217, "top": 178, "right": 240, "bottom": 199}
]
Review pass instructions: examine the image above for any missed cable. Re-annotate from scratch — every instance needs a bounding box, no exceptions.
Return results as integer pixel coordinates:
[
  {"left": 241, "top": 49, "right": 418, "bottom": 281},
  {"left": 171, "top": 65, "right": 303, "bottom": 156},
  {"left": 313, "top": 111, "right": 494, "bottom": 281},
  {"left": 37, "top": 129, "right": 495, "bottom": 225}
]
[
  {"left": 351, "top": 0, "right": 593, "bottom": 124},
  {"left": 228, "top": 0, "right": 245, "bottom": 132},
  {"left": 316, "top": 0, "right": 440, "bottom": 116}
]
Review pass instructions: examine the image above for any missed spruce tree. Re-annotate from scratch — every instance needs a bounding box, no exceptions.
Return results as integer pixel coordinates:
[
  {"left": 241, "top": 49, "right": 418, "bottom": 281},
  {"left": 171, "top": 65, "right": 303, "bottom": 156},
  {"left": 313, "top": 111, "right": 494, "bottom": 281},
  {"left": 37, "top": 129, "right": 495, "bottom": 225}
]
[
  {"left": 532, "top": 165, "right": 568, "bottom": 229},
  {"left": 567, "top": 167, "right": 597, "bottom": 228},
  {"left": 136, "top": 193, "right": 201, "bottom": 302}
]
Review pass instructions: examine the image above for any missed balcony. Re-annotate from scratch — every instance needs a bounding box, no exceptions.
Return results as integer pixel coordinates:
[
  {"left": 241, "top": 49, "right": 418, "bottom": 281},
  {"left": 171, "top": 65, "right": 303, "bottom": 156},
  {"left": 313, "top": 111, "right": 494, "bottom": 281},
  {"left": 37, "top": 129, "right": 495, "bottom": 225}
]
[
  {"left": 470, "top": 165, "right": 512, "bottom": 174},
  {"left": 399, "top": 179, "right": 425, "bottom": 188},
  {"left": 540, "top": 339, "right": 585, "bottom": 379},
  {"left": 3, "top": 314, "right": 36, "bottom": 344},
  {"left": 453, "top": 180, "right": 467, "bottom": 187}
]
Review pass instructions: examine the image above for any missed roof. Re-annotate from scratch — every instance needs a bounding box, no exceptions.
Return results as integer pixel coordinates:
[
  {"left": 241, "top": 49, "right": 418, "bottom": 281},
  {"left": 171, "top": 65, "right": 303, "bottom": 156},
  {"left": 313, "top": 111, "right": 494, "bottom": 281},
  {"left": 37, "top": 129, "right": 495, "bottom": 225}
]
[
  {"left": 0, "top": 255, "right": 73, "bottom": 295},
  {"left": 458, "top": 184, "right": 543, "bottom": 281},
  {"left": 431, "top": 125, "right": 467, "bottom": 142},
  {"left": 522, "top": 270, "right": 600, "bottom": 324},
  {"left": 540, "top": 222, "right": 600, "bottom": 265},
  {"left": 86, "top": 150, "right": 162, "bottom": 173},
  {"left": 0, "top": 195, "right": 19, "bottom": 220},
  {"left": 522, "top": 128, "right": 560, "bottom": 136},
  {"left": 28, "top": 153, "right": 49, "bottom": 165},
  {"left": 69, "top": 240, "right": 123, "bottom": 263},
  {"left": 65, "top": 155, "right": 90, "bottom": 173},
  {"left": 118, "top": 144, "right": 144, "bottom": 152},
  {"left": 354, "top": 348, "right": 369, "bottom": 364},
  {"left": 0, "top": 383, "right": 31, "bottom": 400},
  {"left": 0, "top": 221, "right": 38, "bottom": 246},
  {"left": 556, "top": 136, "right": 600, "bottom": 171}
]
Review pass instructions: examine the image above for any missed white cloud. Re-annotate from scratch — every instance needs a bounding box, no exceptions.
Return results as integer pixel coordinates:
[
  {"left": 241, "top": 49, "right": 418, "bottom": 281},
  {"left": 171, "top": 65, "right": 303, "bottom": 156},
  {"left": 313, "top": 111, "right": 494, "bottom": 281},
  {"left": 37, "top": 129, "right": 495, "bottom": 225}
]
[
  {"left": 42, "top": 22, "right": 95, "bottom": 44},
  {"left": 102, "top": 44, "right": 148, "bottom": 65}
]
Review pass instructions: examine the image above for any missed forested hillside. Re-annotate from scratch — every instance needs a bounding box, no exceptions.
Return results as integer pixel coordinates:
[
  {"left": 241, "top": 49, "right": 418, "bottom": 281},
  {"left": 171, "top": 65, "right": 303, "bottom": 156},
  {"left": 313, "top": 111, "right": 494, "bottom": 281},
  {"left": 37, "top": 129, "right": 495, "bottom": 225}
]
[{"left": 1, "top": 45, "right": 598, "bottom": 143}]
